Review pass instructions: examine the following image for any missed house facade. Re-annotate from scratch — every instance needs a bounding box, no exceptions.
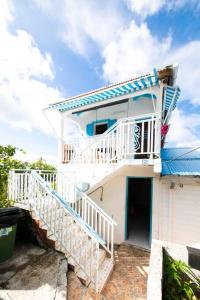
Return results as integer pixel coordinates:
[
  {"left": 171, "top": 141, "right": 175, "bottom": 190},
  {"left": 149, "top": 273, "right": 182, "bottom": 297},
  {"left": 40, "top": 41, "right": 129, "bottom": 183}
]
[
  {"left": 49, "top": 65, "right": 182, "bottom": 248},
  {"left": 9, "top": 64, "right": 200, "bottom": 291}
]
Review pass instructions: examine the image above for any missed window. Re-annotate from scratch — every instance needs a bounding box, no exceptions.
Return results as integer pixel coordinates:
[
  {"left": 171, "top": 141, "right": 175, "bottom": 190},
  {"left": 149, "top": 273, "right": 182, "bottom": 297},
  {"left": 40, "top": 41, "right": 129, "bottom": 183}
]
[{"left": 95, "top": 123, "right": 108, "bottom": 135}]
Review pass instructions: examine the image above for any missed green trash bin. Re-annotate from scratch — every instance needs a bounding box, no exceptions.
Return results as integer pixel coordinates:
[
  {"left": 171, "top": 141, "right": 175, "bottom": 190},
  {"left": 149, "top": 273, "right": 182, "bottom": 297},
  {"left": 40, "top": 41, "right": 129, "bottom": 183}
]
[{"left": 0, "top": 224, "right": 17, "bottom": 262}]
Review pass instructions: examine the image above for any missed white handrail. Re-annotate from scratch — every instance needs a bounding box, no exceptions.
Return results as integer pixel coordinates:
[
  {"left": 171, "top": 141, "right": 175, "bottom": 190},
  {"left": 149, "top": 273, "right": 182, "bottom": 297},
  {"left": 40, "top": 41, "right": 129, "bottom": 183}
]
[
  {"left": 59, "top": 171, "right": 117, "bottom": 257},
  {"left": 31, "top": 171, "right": 105, "bottom": 244},
  {"left": 63, "top": 114, "right": 161, "bottom": 164},
  {"left": 8, "top": 170, "right": 101, "bottom": 291}
]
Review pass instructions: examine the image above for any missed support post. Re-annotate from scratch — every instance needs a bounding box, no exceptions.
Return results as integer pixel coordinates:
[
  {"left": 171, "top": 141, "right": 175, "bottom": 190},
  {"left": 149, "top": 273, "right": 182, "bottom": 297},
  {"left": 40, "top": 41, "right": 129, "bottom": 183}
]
[{"left": 58, "top": 114, "right": 64, "bottom": 165}]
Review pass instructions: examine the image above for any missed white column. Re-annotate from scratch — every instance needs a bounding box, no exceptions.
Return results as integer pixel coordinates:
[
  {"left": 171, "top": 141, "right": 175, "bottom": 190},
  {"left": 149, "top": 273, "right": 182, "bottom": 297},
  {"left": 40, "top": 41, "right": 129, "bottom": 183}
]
[
  {"left": 168, "top": 186, "right": 174, "bottom": 242},
  {"left": 58, "top": 114, "right": 64, "bottom": 165},
  {"left": 155, "top": 82, "right": 164, "bottom": 114}
]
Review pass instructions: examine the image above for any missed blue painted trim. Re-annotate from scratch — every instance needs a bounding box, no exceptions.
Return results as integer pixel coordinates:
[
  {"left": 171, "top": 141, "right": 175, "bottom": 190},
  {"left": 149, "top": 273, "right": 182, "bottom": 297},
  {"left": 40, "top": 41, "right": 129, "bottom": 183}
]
[
  {"left": 132, "top": 93, "right": 157, "bottom": 101},
  {"left": 125, "top": 176, "right": 153, "bottom": 246},
  {"left": 86, "top": 118, "right": 117, "bottom": 136},
  {"left": 149, "top": 177, "right": 153, "bottom": 244},
  {"left": 125, "top": 177, "right": 129, "bottom": 240},
  {"left": 153, "top": 68, "right": 158, "bottom": 85}
]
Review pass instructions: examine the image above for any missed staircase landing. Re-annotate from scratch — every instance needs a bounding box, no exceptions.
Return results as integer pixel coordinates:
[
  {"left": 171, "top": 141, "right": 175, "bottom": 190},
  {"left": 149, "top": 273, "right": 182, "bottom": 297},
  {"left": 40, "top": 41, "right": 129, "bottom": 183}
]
[{"left": 67, "top": 243, "right": 150, "bottom": 299}]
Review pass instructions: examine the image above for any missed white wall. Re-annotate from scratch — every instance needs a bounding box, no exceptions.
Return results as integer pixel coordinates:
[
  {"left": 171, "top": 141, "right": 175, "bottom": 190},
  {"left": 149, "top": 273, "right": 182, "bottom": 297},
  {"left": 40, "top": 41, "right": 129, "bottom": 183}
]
[
  {"left": 65, "top": 85, "right": 162, "bottom": 134},
  {"left": 90, "top": 175, "right": 126, "bottom": 244},
  {"left": 89, "top": 170, "right": 200, "bottom": 246},
  {"left": 158, "top": 177, "right": 200, "bottom": 246},
  {"left": 89, "top": 165, "right": 156, "bottom": 244}
]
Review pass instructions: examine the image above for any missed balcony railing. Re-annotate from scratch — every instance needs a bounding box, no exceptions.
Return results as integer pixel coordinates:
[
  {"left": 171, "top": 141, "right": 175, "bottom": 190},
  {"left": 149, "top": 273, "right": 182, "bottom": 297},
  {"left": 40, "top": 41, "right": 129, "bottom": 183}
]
[{"left": 63, "top": 114, "right": 161, "bottom": 164}]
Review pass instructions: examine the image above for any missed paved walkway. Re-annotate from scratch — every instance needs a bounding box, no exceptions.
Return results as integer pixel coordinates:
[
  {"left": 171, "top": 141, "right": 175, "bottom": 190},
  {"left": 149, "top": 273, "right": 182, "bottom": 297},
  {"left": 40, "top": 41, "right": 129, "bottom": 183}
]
[
  {"left": 0, "top": 244, "right": 68, "bottom": 300},
  {"left": 68, "top": 243, "right": 150, "bottom": 300}
]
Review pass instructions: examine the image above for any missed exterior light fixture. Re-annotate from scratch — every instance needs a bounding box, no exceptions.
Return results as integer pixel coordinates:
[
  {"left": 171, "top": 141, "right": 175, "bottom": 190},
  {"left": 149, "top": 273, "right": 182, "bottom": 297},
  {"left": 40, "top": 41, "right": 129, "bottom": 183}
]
[{"left": 170, "top": 182, "right": 175, "bottom": 189}]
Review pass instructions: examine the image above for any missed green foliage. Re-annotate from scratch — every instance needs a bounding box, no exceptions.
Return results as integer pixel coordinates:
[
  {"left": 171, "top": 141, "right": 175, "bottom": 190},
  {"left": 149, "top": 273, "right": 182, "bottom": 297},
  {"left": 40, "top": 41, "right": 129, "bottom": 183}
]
[
  {"left": 163, "top": 252, "right": 200, "bottom": 300},
  {"left": 30, "top": 157, "right": 56, "bottom": 171},
  {"left": 0, "top": 145, "right": 28, "bottom": 208},
  {"left": 0, "top": 145, "right": 56, "bottom": 208}
]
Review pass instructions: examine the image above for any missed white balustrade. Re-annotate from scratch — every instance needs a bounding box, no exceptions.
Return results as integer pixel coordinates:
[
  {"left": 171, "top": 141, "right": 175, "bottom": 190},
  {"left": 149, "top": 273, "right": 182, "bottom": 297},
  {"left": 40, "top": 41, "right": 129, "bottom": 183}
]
[
  {"left": 8, "top": 170, "right": 57, "bottom": 205},
  {"left": 58, "top": 172, "right": 116, "bottom": 258},
  {"left": 8, "top": 170, "right": 100, "bottom": 290},
  {"left": 63, "top": 114, "right": 161, "bottom": 164}
]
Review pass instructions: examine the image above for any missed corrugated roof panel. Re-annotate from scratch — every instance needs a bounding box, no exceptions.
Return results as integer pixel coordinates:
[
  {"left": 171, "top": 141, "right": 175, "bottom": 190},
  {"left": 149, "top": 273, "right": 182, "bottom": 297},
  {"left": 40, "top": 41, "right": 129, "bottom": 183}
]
[{"left": 161, "top": 148, "right": 200, "bottom": 176}]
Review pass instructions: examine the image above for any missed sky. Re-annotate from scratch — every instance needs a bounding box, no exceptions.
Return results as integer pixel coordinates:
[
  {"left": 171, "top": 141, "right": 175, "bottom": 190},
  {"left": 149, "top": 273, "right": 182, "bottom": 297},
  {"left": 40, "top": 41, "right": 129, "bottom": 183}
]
[{"left": 1, "top": 0, "right": 200, "bottom": 164}]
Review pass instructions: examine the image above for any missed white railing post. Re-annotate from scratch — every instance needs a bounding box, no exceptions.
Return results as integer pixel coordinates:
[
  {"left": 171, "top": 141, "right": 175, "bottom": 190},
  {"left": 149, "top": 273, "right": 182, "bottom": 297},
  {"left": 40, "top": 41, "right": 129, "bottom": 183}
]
[
  {"left": 95, "top": 242, "right": 99, "bottom": 292},
  {"left": 8, "top": 170, "right": 14, "bottom": 202}
]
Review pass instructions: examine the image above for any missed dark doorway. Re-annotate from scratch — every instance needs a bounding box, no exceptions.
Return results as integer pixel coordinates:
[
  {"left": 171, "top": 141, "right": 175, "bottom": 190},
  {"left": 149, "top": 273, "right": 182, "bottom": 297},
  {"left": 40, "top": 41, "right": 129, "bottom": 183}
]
[{"left": 126, "top": 177, "right": 152, "bottom": 249}]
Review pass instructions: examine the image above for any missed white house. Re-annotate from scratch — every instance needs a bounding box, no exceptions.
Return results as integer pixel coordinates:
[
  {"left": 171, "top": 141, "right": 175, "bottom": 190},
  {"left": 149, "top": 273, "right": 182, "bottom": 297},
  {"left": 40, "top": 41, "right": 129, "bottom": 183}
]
[{"left": 9, "top": 64, "right": 200, "bottom": 291}]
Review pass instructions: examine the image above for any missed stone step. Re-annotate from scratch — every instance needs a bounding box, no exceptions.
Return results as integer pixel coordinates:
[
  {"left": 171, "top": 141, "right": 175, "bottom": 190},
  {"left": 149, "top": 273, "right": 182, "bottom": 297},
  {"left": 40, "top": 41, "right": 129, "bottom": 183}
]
[
  {"left": 76, "top": 269, "right": 91, "bottom": 287},
  {"left": 37, "top": 214, "right": 74, "bottom": 228},
  {"left": 45, "top": 221, "right": 81, "bottom": 240},
  {"left": 30, "top": 207, "right": 114, "bottom": 293},
  {"left": 90, "top": 257, "right": 114, "bottom": 292},
  {"left": 71, "top": 248, "right": 107, "bottom": 287},
  {"left": 55, "top": 232, "right": 89, "bottom": 253},
  {"left": 68, "top": 256, "right": 80, "bottom": 273}
]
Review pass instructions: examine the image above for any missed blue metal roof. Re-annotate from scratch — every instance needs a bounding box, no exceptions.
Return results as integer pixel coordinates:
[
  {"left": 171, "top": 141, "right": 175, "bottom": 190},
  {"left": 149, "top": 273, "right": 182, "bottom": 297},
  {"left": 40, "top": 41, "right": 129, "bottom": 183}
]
[
  {"left": 48, "top": 69, "right": 159, "bottom": 112},
  {"left": 161, "top": 148, "right": 200, "bottom": 176}
]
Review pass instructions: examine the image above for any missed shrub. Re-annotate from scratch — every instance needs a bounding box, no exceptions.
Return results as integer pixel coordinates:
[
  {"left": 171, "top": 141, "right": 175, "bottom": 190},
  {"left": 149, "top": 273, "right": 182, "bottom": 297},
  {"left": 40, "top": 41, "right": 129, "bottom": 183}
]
[{"left": 163, "top": 252, "right": 200, "bottom": 300}]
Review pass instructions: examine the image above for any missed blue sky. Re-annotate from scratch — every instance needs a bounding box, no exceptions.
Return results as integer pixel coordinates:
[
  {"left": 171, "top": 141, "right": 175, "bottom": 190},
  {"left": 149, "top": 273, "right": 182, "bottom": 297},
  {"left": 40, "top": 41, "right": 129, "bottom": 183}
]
[{"left": 0, "top": 0, "right": 200, "bottom": 163}]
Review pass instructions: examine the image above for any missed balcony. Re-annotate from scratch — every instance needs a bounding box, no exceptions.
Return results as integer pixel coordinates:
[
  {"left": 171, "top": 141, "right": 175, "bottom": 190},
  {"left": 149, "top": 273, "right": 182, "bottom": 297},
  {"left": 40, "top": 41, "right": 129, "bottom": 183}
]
[{"left": 62, "top": 114, "right": 161, "bottom": 165}]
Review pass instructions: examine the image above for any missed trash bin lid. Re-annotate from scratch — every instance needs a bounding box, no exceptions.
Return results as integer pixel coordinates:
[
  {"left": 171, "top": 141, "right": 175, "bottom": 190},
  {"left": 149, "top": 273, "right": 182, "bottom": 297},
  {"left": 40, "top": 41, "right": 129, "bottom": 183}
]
[
  {"left": 0, "top": 207, "right": 24, "bottom": 227},
  {"left": 0, "top": 207, "right": 22, "bottom": 217}
]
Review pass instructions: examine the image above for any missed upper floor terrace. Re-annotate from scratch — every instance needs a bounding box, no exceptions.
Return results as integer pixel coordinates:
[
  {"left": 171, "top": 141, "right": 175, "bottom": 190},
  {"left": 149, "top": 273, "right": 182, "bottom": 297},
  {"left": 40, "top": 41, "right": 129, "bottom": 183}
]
[{"left": 45, "top": 65, "right": 180, "bottom": 168}]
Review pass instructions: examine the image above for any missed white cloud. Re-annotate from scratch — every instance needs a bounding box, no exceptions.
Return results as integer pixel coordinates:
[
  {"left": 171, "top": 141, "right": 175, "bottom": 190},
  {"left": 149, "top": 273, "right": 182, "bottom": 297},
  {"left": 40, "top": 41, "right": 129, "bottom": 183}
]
[
  {"left": 102, "top": 21, "right": 200, "bottom": 108},
  {"left": 0, "top": 0, "right": 14, "bottom": 28},
  {"left": 33, "top": 0, "right": 125, "bottom": 56},
  {"left": 124, "top": 0, "right": 200, "bottom": 19},
  {"left": 167, "top": 41, "right": 200, "bottom": 104},
  {"left": 124, "top": 0, "right": 165, "bottom": 18},
  {"left": 102, "top": 20, "right": 172, "bottom": 82},
  {"left": 0, "top": 0, "right": 61, "bottom": 135},
  {"left": 166, "top": 109, "right": 200, "bottom": 147},
  {"left": 14, "top": 150, "right": 57, "bottom": 165}
]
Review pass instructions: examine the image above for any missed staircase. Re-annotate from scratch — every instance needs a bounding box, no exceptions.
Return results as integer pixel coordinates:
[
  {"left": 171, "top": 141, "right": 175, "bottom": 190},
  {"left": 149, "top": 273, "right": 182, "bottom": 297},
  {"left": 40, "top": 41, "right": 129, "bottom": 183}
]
[
  {"left": 8, "top": 113, "right": 161, "bottom": 292},
  {"left": 8, "top": 170, "right": 115, "bottom": 292}
]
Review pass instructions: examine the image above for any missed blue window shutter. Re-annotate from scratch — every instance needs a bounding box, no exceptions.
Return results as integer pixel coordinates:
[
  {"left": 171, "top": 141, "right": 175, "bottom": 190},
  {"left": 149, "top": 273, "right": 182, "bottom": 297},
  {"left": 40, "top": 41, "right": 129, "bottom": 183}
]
[
  {"left": 86, "top": 123, "right": 94, "bottom": 136},
  {"left": 108, "top": 119, "right": 117, "bottom": 127}
]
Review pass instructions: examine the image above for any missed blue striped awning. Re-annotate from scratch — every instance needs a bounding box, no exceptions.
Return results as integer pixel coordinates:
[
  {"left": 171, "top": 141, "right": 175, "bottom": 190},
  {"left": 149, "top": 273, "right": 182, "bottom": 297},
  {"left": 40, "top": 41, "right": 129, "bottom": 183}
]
[
  {"left": 48, "top": 69, "right": 159, "bottom": 112},
  {"left": 163, "top": 86, "right": 181, "bottom": 112}
]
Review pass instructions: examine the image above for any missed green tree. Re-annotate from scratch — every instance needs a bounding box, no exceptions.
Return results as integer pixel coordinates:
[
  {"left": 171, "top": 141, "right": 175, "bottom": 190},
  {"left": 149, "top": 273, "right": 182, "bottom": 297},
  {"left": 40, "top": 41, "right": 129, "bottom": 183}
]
[
  {"left": 30, "top": 157, "right": 56, "bottom": 171},
  {"left": 0, "top": 145, "right": 28, "bottom": 207},
  {"left": 0, "top": 145, "right": 56, "bottom": 208}
]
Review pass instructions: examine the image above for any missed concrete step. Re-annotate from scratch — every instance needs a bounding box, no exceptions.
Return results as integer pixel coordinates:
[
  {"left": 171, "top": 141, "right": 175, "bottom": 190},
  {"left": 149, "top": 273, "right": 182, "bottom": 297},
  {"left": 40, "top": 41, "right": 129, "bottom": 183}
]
[
  {"left": 54, "top": 229, "right": 90, "bottom": 253},
  {"left": 90, "top": 257, "right": 114, "bottom": 292},
  {"left": 76, "top": 269, "right": 91, "bottom": 287},
  {"left": 75, "top": 248, "right": 107, "bottom": 288},
  {"left": 68, "top": 256, "right": 80, "bottom": 273},
  {"left": 45, "top": 220, "right": 81, "bottom": 240},
  {"left": 29, "top": 206, "right": 114, "bottom": 293}
]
